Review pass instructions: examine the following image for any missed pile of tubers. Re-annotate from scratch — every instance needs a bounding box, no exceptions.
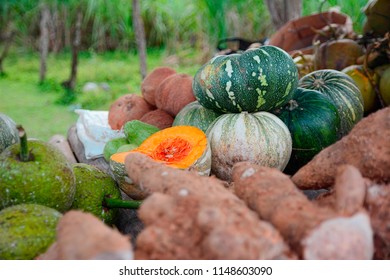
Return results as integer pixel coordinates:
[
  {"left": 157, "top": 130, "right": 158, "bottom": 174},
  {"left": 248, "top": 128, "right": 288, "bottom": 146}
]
[
  {"left": 38, "top": 92, "right": 389, "bottom": 261},
  {"left": 122, "top": 106, "right": 389, "bottom": 260}
]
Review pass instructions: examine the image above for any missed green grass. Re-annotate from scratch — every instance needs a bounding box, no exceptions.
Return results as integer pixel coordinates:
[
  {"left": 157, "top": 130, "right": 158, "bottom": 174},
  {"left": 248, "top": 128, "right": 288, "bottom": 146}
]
[
  {"left": 0, "top": 48, "right": 204, "bottom": 141},
  {"left": 0, "top": 79, "right": 79, "bottom": 141}
]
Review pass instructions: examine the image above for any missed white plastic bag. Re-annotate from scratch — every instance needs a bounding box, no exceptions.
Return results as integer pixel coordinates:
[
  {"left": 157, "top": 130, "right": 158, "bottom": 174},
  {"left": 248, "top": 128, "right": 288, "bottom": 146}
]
[{"left": 75, "top": 109, "right": 124, "bottom": 159}]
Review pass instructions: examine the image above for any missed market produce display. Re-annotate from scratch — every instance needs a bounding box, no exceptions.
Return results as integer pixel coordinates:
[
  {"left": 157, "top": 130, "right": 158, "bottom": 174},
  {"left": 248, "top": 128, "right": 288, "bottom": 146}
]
[{"left": 1, "top": 3, "right": 390, "bottom": 261}]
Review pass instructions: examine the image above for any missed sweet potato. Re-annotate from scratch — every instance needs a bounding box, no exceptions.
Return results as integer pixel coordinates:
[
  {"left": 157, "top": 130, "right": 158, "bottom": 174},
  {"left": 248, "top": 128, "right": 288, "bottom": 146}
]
[
  {"left": 292, "top": 107, "right": 390, "bottom": 190},
  {"left": 125, "top": 152, "right": 294, "bottom": 260},
  {"left": 141, "top": 67, "right": 176, "bottom": 106},
  {"left": 155, "top": 73, "right": 196, "bottom": 116},
  {"left": 232, "top": 161, "right": 374, "bottom": 259},
  {"left": 139, "top": 108, "right": 174, "bottom": 129},
  {"left": 37, "top": 211, "right": 133, "bottom": 260},
  {"left": 108, "top": 94, "right": 154, "bottom": 130}
]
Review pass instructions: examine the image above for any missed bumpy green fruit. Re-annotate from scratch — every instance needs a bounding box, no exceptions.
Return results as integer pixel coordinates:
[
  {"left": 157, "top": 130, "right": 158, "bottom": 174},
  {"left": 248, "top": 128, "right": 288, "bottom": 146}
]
[
  {"left": 0, "top": 140, "right": 76, "bottom": 212},
  {"left": 0, "top": 204, "right": 62, "bottom": 260},
  {"left": 71, "top": 163, "right": 121, "bottom": 225}
]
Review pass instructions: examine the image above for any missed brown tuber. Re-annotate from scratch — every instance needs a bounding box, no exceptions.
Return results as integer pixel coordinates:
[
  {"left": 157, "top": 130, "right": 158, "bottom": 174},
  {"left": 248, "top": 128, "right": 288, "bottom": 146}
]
[
  {"left": 141, "top": 67, "right": 177, "bottom": 106},
  {"left": 366, "top": 182, "right": 390, "bottom": 259},
  {"left": 292, "top": 107, "right": 390, "bottom": 190},
  {"left": 125, "top": 152, "right": 294, "bottom": 260},
  {"left": 37, "top": 210, "right": 133, "bottom": 260},
  {"left": 139, "top": 108, "right": 174, "bottom": 130},
  {"left": 232, "top": 161, "right": 374, "bottom": 259},
  {"left": 108, "top": 94, "right": 154, "bottom": 130},
  {"left": 155, "top": 73, "right": 196, "bottom": 116},
  {"left": 313, "top": 166, "right": 390, "bottom": 259}
]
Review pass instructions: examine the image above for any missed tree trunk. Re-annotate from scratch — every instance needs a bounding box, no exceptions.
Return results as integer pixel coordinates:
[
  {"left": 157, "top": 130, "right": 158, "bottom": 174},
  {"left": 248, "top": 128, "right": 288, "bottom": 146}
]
[
  {"left": 62, "top": 9, "right": 82, "bottom": 91},
  {"left": 265, "top": 0, "right": 302, "bottom": 30},
  {"left": 132, "top": 0, "right": 147, "bottom": 79},
  {"left": 0, "top": 23, "right": 15, "bottom": 76},
  {"left": 39, "top": 4, "right": 50, "bottom": 84}
]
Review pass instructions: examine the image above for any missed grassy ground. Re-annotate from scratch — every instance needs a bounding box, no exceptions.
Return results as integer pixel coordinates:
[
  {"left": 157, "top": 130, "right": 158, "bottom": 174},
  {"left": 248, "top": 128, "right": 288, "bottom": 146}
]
[{"left": 0, "top": 48, "right": 204, "bottom": 141}]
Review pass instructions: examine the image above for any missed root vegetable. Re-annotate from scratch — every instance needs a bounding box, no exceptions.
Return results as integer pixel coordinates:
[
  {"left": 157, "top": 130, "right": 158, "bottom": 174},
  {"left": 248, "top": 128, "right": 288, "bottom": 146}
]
[
  {"left": 292, "top": 107, "right": 390, "bottom": 190},
  {"left": 155, "top": 73, "right": 196, "bottom": 116},
  {"left": 334, "top": 165, "right": 366, "bottom": 215},
  {"left": 141, "top": 67, "right": 176, "bottom": 106},
  {"left": 125, "top": 152, "right": 294, "bottom": 260},
  {"left": 37, "top": 210, "right": 133, "bottom": 260},
  {"left": 139, "top": 109, "right": 174, "bottom": 129},
  {"left": 302, "top": 212, "right": 373, "bottom": 260},
  {"left": 108, "top": 94, "right": 154, "bottom": 130},
  {"left": 232, "top": 161, "right": 374, "bottom": 259},
  {"left": 365, "top": 182, "right": 390, "bottom": 259}
]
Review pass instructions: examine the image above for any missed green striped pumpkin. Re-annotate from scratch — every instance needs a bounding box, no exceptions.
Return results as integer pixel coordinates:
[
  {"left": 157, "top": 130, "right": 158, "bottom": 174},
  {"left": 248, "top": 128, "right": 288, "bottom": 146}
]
[
  {"left": 299, "top": 69, "right": 364, "bottom": 137},
  {"left": 172, "top": 101, "right": 222, "bottom": 133},
  {"left": 193, "top": 45, "right": 298, "bottom": 113},
  {"left": 0, "top": 114, "right": 19, "bottom": 154},
  {"left": 273, "top": 87, "right": 341, "bottom": 174},
  {"left": 206, "top": 111, "right": 292, "bottom": 181}
]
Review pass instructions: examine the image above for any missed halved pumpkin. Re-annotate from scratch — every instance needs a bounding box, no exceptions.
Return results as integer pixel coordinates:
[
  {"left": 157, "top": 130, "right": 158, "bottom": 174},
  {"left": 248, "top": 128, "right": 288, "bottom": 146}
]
[{"left": 110, "top": 125, "right": 211, "bottom": 199}]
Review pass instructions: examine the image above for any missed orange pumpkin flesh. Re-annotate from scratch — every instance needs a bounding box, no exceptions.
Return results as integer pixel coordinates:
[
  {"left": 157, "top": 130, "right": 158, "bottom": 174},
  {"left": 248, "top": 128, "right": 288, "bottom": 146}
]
[{"left": 110, "top": 126, "right": 208, "bottom": 170}]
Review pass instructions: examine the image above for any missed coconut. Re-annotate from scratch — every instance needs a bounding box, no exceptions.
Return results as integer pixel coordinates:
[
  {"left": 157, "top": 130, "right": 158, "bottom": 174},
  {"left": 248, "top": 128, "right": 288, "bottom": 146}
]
[
  {"left": 155, "top": 73, "right": 196, "bottom": 116},
  {"left": 141, "top": 67, "right": 177, "bottom": 106},
  {"left": 108, "top": 94, "right": 154, "bottom": 130},
  {"left": 139, "top": 109, "right": 174, "bottom": 130},
  {"left": 314, "top": 39, "right": 364, "bottom": 71}
]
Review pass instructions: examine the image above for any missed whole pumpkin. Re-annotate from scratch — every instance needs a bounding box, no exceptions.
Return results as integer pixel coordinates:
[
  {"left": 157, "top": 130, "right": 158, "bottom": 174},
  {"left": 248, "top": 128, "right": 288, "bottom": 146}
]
[
  {"left": 0, "top": 113, "right": 19, "bottom": 154},
  {"left": 273, "top": 87, "right": 340, "bottom": 175},
  {"left": 299, "top": 69, "right": 364, "bottom": 137},
  {"left": 206, "top": 111, "right": 292, "bottom": 181},
  {"left": 173, "top": 101, "right": 222, "bottom": 133},
  {"left": 193, "top": 45, "right": 298, "bottom": 113}
]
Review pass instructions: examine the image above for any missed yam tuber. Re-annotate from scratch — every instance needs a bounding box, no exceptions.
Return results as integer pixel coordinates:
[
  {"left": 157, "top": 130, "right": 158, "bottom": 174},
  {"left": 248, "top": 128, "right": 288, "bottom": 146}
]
[
  {"left": 108, "top": 94, "right": 154, "bottom": 130},
  {"left": 155, "top": 73, "right": 196, "bottom": 116},
  {"left": 365, "top": 182, "right": 390, "bottom": 259},
  {"left": 312, "top": 166, "right": 390, "bottom": 259},
  {"left": 292, "top": 107, "right": 390, "bottom": 190},
  {"left": 37, "top": 210, "right": 133, "bottom": 260},
  {"left": 141, "top": 67, "right": 176, "bottom": 106},
  {"left": 232, "top": 161, "right": 374, "bottom": 259},
  {"left": 125, "top": 152, "right": 294, "bottom": 260}
]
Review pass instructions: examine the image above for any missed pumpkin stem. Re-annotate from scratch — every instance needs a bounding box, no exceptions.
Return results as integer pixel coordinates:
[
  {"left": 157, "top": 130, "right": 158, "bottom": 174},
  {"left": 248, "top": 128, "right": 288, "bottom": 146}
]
[
  {"left": 287, "top": 99, "right": 299, "bottom": 111},
  {"left": 17, "top": 125, "right": 31, "bottom": 162},
  {"left": 103, "top": 196, "right": 142, "bottom": 209}
]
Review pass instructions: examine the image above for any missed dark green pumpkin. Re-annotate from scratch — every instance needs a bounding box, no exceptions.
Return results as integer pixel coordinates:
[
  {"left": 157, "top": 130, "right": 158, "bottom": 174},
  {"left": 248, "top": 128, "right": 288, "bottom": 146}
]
[
  {"left": 0, "top": 113, "right": 19, "bottom": 154},
  {"left": 172, "top": 101, "right": 222, "bottom": 133},
  {"left": 192, "top": 45, "right": 298, "bottom": 113},
  {"left": 274, "top": 87, "right": 340, "bottom": 175},
  {"left": 299, "top": 69, "right": 364, "bottom": 137}
]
